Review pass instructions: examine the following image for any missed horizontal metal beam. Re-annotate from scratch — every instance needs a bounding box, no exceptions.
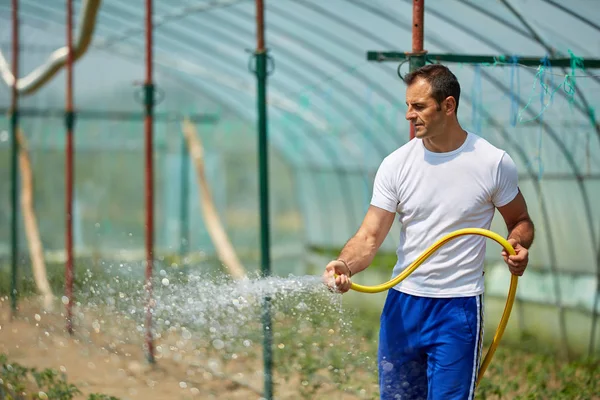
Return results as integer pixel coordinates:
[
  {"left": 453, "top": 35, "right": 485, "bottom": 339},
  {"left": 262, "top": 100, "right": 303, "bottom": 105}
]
[
  {"left": 367, "top": 52, "right": 600, "bottom": 68},
  {"left": 0, "top": 107, "right": 220, "bottom": 123}
]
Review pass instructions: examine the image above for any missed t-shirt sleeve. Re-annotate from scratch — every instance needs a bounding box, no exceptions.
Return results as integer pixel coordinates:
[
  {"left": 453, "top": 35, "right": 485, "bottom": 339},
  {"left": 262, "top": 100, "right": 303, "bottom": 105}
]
[
  {"left": 492, "top": 152, "right": 519, "bottom": 207},
  {"left": 370, "top": 157, "right": 399, "bottom": 213}
]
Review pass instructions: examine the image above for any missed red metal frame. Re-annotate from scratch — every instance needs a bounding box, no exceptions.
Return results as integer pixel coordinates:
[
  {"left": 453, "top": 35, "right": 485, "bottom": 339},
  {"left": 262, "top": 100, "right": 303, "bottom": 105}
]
[
  {"left": 410, "top": 0, "right": 425, "bottom": 140},
  {"left": 256, "top": 0, "right": 265, "bottom": 52},
  {"left": 144, "top": 0, "right": 155, "bottom": 364}
]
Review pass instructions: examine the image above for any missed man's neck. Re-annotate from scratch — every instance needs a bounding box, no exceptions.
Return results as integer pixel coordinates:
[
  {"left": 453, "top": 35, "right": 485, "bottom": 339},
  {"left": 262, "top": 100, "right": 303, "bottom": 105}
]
[{"left": 423, "top": 125, "right": 467, "bottom": 153}]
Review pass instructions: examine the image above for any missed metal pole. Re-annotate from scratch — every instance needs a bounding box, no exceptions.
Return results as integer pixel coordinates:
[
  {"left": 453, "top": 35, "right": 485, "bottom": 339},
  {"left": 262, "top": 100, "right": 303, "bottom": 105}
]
[
  {"left": 144, "top": 0, "right": 155, "bottom": 364},
  {"left": 255, "top": 0, "right": 273, "bottom": 398},
  {"left": 9, "top": 0, "right": 20, "bottom": 318},
  {"left": 180, "top": 132, "right": 190, "bottom": 258},
  {"left": 409, "top": 0, "right": 426, "bottom": 140},
  {"left": 65, "top": 0, "right": 75, "bottom": 336}
]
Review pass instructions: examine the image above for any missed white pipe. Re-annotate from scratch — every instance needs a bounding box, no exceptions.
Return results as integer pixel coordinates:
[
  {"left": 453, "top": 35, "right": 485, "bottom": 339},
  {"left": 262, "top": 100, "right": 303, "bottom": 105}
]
[{"left": 0, "top": 0, "right": 102, "bottom": 96}]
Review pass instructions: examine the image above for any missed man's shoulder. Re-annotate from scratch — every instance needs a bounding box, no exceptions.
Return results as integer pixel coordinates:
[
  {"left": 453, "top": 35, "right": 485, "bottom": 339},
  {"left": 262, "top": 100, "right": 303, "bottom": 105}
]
[{"left": 468, "top": 132, "right": 508, "bottom": 160}]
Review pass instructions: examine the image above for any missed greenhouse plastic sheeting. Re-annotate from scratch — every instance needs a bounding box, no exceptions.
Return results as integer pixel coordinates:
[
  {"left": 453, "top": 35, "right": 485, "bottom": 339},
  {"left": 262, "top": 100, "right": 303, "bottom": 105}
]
[{"left": 0, "top": 0, "right": 599, "bottom": 355}]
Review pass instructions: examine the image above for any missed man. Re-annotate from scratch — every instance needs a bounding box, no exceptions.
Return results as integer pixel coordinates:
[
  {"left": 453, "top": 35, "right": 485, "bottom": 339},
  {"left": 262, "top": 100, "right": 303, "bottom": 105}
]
[{"left": 323, "top": 64, "right": 534, "bottom": 400}]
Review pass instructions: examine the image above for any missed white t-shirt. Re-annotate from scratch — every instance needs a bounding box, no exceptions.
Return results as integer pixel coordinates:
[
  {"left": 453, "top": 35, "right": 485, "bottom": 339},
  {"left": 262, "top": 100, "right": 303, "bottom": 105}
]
[{"left": 370, "top": 132, "right": 519, "bottom": 298}]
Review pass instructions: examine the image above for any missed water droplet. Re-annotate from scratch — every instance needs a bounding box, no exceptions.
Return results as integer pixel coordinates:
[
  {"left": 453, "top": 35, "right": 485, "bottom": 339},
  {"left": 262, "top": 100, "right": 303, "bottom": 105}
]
[
  {"left": 162, "top": 278, "right": 170, "bottom": 286},
  {"left": 212, "top": 339, "right": 224, "bottom": 350},
  {"left": 34, "top": 314, "right": 41, "bottom": 322},
  {"left": 61, "top": 296, "right": 69, "bottom": 305},
  {"left": 179, "top": 381, "right": 187, "bottom": 389}
]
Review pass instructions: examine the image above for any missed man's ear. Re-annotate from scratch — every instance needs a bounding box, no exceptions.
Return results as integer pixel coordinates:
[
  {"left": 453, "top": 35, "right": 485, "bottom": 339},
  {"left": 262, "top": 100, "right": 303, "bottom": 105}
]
[{"left": 444, "top": 96, "right": 457, "bottom": 115}]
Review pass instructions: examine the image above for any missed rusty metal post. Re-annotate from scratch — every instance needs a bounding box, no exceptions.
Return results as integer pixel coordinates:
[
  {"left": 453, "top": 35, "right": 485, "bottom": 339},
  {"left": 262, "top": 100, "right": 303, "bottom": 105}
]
[
  {"left": 409, "top": 0, "right": 426, "bottom": 140},
  {"left": 144, "top": 0, "right": 156, "bottom": 364},
  {"left": 64, "top": 0, "right": 75, "bottom": 336}
]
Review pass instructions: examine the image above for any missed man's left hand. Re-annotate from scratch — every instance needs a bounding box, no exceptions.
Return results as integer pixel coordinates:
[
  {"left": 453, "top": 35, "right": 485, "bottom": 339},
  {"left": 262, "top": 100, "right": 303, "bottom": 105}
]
[{"left": 501, "top": 238, "right": 529, "bottom": 276}]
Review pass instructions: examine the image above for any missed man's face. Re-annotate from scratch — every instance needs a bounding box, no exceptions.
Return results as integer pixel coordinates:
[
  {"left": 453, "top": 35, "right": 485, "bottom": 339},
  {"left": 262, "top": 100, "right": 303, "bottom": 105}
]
[{"left": 405, "top": 78, "right": 448, "bottom": 139}]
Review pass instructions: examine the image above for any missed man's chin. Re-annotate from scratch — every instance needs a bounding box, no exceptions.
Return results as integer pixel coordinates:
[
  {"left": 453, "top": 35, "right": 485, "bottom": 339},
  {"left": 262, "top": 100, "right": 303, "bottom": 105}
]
[{"left": 414, "top": 129, "right": 427, "bottom": 138}]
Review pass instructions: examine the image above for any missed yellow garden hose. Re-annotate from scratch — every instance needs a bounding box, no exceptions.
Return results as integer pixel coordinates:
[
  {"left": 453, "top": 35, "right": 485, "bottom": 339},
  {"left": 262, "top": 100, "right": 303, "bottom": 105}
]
[{"left": 344, "top": 228, "right": 518, "bottom": 387}]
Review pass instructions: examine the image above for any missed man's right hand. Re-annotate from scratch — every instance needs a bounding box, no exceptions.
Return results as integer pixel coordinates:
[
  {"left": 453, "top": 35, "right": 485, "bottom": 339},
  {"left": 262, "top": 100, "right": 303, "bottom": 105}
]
[{"left": 322, "top": 260, "right": 353, "bottom": 293}]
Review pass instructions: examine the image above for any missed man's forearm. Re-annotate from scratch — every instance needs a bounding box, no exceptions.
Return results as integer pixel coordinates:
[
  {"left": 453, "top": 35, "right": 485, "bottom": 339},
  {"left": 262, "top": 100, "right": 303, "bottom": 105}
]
[
  {"left": 508, "top": 218, "right": 535, "bottom": 249},
  {"left": 337, "top": 232, "right": 379, "bottom": 276}
]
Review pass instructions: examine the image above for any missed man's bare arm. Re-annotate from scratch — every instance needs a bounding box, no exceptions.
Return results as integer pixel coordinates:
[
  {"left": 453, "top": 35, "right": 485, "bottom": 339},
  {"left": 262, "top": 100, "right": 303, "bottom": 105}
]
[
  {"left": 498, "top": 190, "right": 534, "bottom": 248},
  {"left": 497, "top": 190, "right": 535, "bottom": 276},
  {"left": 338, "top": 205, "right": 396, "bottom": 275},
  {"left": 323, "top": 205, "right": 395, "bottom": 293}
]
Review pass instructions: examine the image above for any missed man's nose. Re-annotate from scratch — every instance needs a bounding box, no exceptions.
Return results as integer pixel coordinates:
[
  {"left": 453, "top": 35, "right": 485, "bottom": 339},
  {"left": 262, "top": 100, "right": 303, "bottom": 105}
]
[{"left": 406, "top": 110, "right": 416, "bottom": 121}]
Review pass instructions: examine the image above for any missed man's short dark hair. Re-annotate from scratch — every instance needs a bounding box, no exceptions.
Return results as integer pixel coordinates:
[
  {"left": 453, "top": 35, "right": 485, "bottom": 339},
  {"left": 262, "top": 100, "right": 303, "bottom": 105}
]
[{"left": 404, "top": 64, "right": 461, "bottom": 113}]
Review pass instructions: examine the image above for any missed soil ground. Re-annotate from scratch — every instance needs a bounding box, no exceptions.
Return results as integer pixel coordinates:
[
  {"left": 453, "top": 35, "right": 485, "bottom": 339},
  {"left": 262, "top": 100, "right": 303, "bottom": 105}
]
[{"left": 0, "top": 297, "right": 367, "bottom": 400}]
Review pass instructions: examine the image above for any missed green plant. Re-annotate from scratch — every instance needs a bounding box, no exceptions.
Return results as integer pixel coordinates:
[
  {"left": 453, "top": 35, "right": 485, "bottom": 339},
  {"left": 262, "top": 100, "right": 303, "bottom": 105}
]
[
  {"left": 0, "top": 354, "right": 121, "bottom": 400},
  {"left": 88, "top": 395, "right": 120, "bottom": 400}
]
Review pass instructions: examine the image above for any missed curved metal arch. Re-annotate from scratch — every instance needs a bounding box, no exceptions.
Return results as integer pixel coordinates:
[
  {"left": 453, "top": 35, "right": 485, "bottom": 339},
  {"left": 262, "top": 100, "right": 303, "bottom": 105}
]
[
  {"left": 131, "top": 23, "right": 365, "bottom": 235},
  {"left": 107, "top": 39, "right": 315, "bottom": 172},
  {"left": 8, "top": 1, "right": 412, "bottom": 164},
  {"left": 161, "top": 65, "right": 362, "bottom": 240},
  {"left": 292, "top": 0, "right": 411, "bottom": 50},
  {"left": 101, "top": 0, "right": 404, "bottom": 155},
  {"left": 0, "top": 2, "right": 66, "bottom": 44},
  {"left": 7, "top": 1, "right": 63, "bottom": 21},
  {"left": 410, "top": 0, "right": 600, "bottom": 145},
  {"left": 131, "top": 21, "right": 355, "bottom": 168},
  {"left": 224, "top": 6, "right": 405, "bottom": 139},
  {"left": 541, "top": 0, "right": 600, "bottom": 33},
  {"left": 455, "top": 0, "right": 531, "bottom": 37},
  {"left": 145, "top": 4, "right": 373, "bottom": 242},
  {"left": 497, "top": 0, "right": 600, "bottom": 158},
  {"left": 85, "top": 5, "right": 335, "bottom": 167},
  {"left": 113, "top": 53, "right": 330, "bottom": 254},
  {"left": 266, "top": 1, "right": 410, "bottom": 137},
  {"left": 167, "top": 9, "right": 393, "bottom": 158},
  {"left": 0, "top": 3, "right": 315, "bottom": 169},
  {"left": 353, "top": 0, "right": 588, "bottom": 178},
  {"left": 5, "top": 2, "right": 363, "bottom": 236},
  {"left": 100, "top": 1, "right": 143, "bottom": 22},
  {"left": 458, "top": 0, "right": 600, "bottom": 127},
  {"left": 95, "top": 2, "right": 394, "bottom": 162}
]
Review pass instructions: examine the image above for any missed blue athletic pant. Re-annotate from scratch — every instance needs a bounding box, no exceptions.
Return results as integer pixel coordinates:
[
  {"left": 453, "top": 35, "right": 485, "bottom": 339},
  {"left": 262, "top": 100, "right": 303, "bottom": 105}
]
[{"left": 378, "top": 289, "right": 484, "bottom": 400}]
